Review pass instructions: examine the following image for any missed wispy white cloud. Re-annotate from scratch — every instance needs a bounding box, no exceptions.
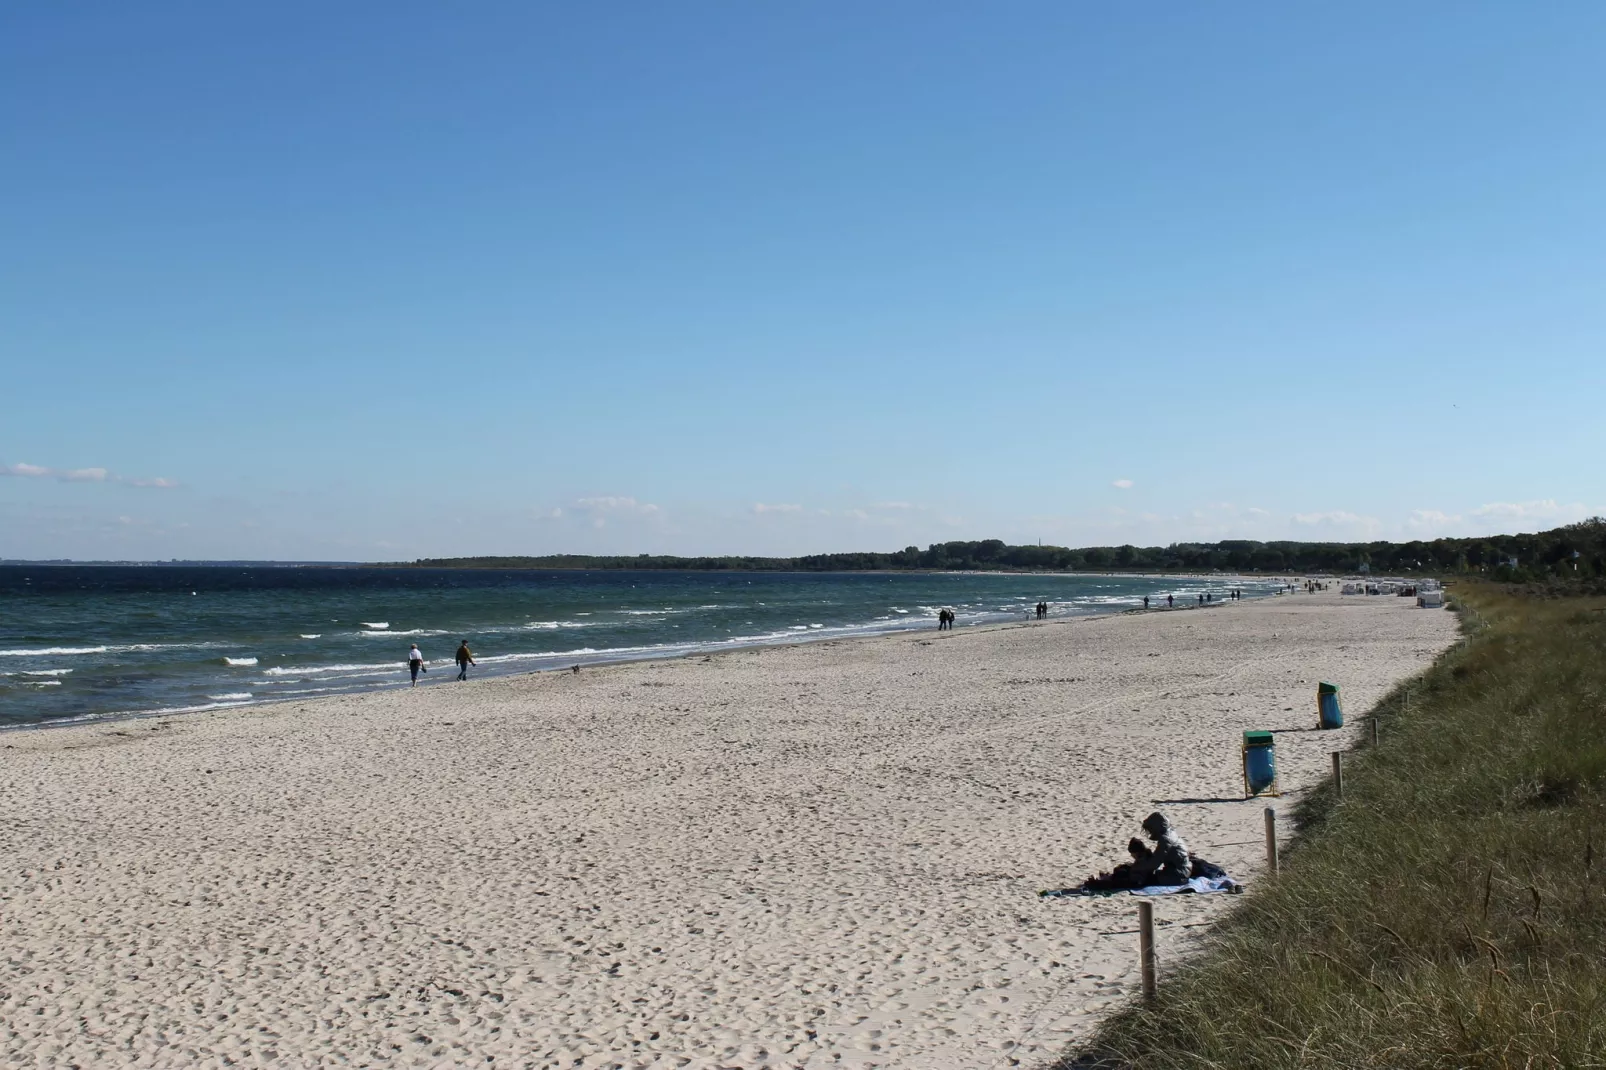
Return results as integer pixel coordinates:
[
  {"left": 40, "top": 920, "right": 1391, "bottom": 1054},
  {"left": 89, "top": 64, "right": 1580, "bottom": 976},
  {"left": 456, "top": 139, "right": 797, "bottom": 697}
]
[
  {"left": 1111, "top": 479, "right": 1134, "bottom": 489},
  {"left": 1405, "top": 509, "right": 1460, "bottom": 532},
  {"left": 752, "top": 502, "right": 803, "bottom": 514},
  {"left": 570, "top": 495, "right": 662, "bottom": 529},
  {"left": 1397, "top": 501, "right": 1603, "bottom": 539},
  {"left": 1290, "top": 510, "right": 1383, "bottom": 537},
  {"left": 576, "top": 495, "right": 659, "bottom": 514},
  {"left": 2, "top": 461, "right": 178, "bottom": 488},
  {"left": 1470, "top": 499, "right": 1590, "bottom": 522}
]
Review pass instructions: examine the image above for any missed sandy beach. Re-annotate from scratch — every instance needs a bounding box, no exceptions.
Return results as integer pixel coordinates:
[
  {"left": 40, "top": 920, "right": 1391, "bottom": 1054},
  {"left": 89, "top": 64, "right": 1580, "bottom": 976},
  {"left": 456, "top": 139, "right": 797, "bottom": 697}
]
[{"left": 1, "top": 588, "right": 1458, "bottom": 1069}]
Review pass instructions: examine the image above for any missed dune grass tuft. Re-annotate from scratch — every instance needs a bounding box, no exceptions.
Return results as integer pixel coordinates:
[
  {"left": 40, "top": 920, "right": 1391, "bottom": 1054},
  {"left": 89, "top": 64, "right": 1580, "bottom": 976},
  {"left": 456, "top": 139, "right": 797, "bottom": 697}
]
[{"left": 1058, "top": 584, "right": 1606, "bottom": 1070}]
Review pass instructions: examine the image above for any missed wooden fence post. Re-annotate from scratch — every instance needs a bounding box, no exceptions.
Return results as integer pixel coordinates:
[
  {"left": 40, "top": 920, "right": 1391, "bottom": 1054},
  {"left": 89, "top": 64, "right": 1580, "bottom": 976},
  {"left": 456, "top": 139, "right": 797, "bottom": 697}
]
[
  {"left": 1264, "top": 807, "right": 1278, "bottom": 875},
  {"left": 1137, "top": 901, "right": 1157, "bottom": 1001}
]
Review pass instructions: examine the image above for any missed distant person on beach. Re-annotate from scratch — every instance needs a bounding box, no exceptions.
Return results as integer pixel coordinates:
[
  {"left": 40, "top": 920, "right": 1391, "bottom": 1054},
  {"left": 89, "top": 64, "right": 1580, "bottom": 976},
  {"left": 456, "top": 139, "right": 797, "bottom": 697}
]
[
  {"left": 408, "top": 644, "right": 426, "bottom": 686},
  {"left": 1143, "top": 596, "right": 1149, "bottom": 609},
  {"left": 455, "top": 640, "right": 475, "bottom": 681},
  {"left": 1167, "top": 594, "right": 1173, "bottom": 608}
]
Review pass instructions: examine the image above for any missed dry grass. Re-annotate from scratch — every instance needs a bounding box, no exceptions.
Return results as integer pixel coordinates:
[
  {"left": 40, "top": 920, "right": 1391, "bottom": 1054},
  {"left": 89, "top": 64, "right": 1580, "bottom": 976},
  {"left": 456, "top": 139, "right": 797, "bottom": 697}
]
[{"left": 1057, "top": 584, "right": 1606, "bottom": 1070}]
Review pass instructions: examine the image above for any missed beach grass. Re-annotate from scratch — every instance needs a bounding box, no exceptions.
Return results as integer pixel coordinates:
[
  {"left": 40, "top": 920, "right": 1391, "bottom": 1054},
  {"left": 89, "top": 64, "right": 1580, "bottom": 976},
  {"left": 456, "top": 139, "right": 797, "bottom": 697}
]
[{"left": 1057, "top": 583, "right": 1606, "bottom": 1069}]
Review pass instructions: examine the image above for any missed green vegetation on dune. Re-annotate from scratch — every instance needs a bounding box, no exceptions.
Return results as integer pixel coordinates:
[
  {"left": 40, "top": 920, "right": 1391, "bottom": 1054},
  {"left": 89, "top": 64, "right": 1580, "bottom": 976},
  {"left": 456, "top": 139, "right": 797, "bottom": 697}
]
[
  {"left": 402, "top": 519, "right": 1606, "bottom": 580},
  {"left": 1059, "top": 584, "right": 1606, "bottom": 1070}
]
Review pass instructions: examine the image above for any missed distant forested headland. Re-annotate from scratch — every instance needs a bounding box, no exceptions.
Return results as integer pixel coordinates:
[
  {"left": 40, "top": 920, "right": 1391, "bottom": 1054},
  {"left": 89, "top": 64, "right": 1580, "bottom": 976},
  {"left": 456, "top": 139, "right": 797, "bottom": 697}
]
[{"left": 400, "top": 519, "right": 1605, "bottom": 581}]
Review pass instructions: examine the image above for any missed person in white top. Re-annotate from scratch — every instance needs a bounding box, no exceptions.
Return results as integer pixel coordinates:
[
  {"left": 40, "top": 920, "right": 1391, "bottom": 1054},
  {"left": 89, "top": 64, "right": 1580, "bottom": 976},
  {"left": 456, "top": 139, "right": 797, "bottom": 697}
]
[{"left": 407, "top": 644, "right": 426, "bottom": 686}]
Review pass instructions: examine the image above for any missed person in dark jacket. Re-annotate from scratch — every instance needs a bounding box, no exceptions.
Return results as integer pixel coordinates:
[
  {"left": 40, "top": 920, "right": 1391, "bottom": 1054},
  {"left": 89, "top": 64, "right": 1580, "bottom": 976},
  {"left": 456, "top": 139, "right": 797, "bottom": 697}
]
[
  {"left": 455, "top": 640, "right": 476, "bottom": 681},
  {"left": 1127, "top": 811, "right": 1192, "bottom": 886}
]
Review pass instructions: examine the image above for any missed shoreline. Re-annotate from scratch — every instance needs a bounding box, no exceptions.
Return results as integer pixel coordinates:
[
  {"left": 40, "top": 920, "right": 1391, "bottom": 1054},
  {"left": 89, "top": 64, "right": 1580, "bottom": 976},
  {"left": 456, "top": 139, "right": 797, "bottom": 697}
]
[{"left": 0, "top": 588, "right": 1273, "bottom": 736}]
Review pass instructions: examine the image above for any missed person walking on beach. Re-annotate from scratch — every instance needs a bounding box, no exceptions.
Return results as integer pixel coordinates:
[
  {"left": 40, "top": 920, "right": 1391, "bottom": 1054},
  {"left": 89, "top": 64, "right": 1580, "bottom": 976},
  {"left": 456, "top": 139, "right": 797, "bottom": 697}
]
[
  {"left": 455, "top": 640, "right": 475, "bottom": 681},
  {"left": 1143, "top": 596, "right": 1150, "bottom": 609},
  {"left": 1167, "top": 594, "right": 1173, "bottom": 608},
  {"left": 408, "top": 643, "right": 426, "bottom": 686}
]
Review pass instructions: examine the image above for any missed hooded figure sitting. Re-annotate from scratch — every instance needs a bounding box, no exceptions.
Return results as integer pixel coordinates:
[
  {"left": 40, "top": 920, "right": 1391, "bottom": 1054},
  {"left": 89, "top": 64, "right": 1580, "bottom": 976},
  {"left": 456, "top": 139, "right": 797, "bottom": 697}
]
[{"left": 1127, "top": 811, "right": 1192, "bottom": 886}]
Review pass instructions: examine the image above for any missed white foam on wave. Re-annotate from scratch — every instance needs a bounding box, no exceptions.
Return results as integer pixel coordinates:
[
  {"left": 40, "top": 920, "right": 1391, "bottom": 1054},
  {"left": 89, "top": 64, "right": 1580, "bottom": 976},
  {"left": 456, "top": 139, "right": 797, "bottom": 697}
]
[
  {"left": 356, "top": 628, "right": 446, "bottom": 638},
  {"left": 26, "top": 680, "right": 63, "bottom": 686},
  {"left": 96, "top": 698, "right": 257, "bottom": 720},
  {"left": 524, "top": 620, "right": 602, "bottom": 630},
  {"left": 208, "top": 692, "right": 252, "bottom": 701},
  {"left": 0, "top": 646, "right": 108, "bottom": 657},
  {"left": 22, "top": 668, "right": 72, "bottom": 676},
  {"left": 262, "top": 662, "right": 394, "bottom": 677},
  {"left": 477, "top": 647, "right": 601, "bottom": 664},
  {"left": 223, "top": 657, "right": 258, "bottom": 667},
  {"left": 300, "top": 634, "right": 322, "bottom": 639},
  {"left": 361, "top": 622, "right": 390, "bottom": 630},
  {"left": 1, "top": 642, "right": 225, "bottom": 658}
]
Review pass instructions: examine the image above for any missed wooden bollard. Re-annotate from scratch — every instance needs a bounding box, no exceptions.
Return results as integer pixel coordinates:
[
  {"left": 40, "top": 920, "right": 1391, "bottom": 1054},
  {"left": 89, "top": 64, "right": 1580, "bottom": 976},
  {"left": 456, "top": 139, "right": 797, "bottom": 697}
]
[
  {"left": 1137, "top": 901, "right": 1157, "bottom": 1001},
  {"left": 1332, "top": 751, "right": 1344, "bottom": 800},
  {"left": 1371, "top": 718, "right": 1379, "bottom": 746},
  {"left": 1264, "top": 807, "right": 1278, "bottom": 875}
]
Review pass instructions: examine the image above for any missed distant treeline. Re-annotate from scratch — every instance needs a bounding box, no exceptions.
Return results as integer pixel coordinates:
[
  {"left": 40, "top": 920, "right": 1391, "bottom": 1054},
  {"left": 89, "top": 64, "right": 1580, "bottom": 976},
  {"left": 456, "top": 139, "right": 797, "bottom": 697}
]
[{"left": 402, "top": 519, "right": 1606, "bottom": 580}]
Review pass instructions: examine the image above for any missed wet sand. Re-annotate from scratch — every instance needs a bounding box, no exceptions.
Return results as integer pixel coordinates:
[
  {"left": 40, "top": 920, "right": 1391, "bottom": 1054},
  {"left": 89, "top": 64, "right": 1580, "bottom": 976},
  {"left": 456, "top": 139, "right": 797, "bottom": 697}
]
[{"left": 0, "top": 587, "right": 1458, "bottom": 1068}]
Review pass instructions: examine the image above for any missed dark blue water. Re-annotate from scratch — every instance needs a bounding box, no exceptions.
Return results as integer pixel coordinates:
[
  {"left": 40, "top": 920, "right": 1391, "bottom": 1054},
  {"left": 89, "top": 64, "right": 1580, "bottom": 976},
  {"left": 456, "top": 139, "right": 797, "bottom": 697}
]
[{"left": 0, "top": 566, "right": 1278, "bottom": 727}]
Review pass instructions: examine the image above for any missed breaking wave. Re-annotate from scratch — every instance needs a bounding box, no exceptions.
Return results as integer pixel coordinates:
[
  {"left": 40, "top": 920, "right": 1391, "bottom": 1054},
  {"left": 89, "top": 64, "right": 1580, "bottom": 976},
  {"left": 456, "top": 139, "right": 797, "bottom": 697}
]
[
  {"left": 0, "top": 646, "right": 108, "bottom": 657},
  {"left": 262, "top": 662, "right": 394, "bottom": 677}
]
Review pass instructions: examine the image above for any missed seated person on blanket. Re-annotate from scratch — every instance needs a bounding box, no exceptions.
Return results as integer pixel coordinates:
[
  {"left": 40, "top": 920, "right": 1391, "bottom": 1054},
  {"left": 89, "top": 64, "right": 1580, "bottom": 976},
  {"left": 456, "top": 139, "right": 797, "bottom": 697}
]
[{"left": 1082, "top": 812, "right": 1203, "bottom": 891}]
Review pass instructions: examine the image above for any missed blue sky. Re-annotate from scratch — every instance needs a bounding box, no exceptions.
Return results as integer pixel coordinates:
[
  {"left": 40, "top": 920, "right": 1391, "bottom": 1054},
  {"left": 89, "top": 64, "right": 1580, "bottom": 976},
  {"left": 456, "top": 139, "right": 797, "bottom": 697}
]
[{"left": 3, "top": 3, "right": 1604, "bottom": 560}]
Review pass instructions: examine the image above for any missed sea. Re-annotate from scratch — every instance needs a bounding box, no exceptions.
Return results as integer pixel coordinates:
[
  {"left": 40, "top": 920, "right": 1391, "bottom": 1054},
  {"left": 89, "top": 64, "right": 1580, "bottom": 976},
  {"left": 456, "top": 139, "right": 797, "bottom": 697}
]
[{"left": 0, "top": 566, "right": 1284, "bottom": 729}]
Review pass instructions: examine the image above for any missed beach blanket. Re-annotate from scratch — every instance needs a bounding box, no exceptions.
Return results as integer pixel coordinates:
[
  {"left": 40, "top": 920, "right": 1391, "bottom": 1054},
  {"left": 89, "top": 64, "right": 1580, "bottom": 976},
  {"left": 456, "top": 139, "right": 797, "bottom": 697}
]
[
  {"left": 1133, "top": 875, "right": 1240, "bottom": 896},
  {"left": 1039, "top": 874, "right": 1241, "bottom": 899}
]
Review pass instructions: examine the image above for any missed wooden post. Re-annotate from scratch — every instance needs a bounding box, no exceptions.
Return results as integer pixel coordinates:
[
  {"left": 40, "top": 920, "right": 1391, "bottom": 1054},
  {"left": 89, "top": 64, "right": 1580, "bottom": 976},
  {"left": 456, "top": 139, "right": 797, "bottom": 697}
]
[
  {"left": 1332, "top": 751, "right": 1344, "bottom": 800},
  {"left": 1137, "top": 901, "right": 1157, "bottom": 1001},
  {"left": 1264, "top": 807, "right": 1278, "bottom": 875},
  {"left": 1371, "top": 718, "right": 1379, "bottom": 746}
]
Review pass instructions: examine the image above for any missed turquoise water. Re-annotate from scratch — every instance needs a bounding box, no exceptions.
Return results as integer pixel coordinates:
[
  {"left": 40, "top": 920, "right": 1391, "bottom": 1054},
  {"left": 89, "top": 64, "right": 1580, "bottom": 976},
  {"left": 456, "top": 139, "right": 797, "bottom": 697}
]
[{"left": 0, "top": 566, "right": 1280, "bottom": 728}]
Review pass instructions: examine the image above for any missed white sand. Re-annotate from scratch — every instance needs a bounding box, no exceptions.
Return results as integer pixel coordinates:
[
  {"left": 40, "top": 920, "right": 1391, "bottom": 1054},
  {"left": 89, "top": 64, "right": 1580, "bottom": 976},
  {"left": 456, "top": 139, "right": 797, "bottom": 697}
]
[{"left": 0, "top": 588, "right": 1457, "bottom": 1069}]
